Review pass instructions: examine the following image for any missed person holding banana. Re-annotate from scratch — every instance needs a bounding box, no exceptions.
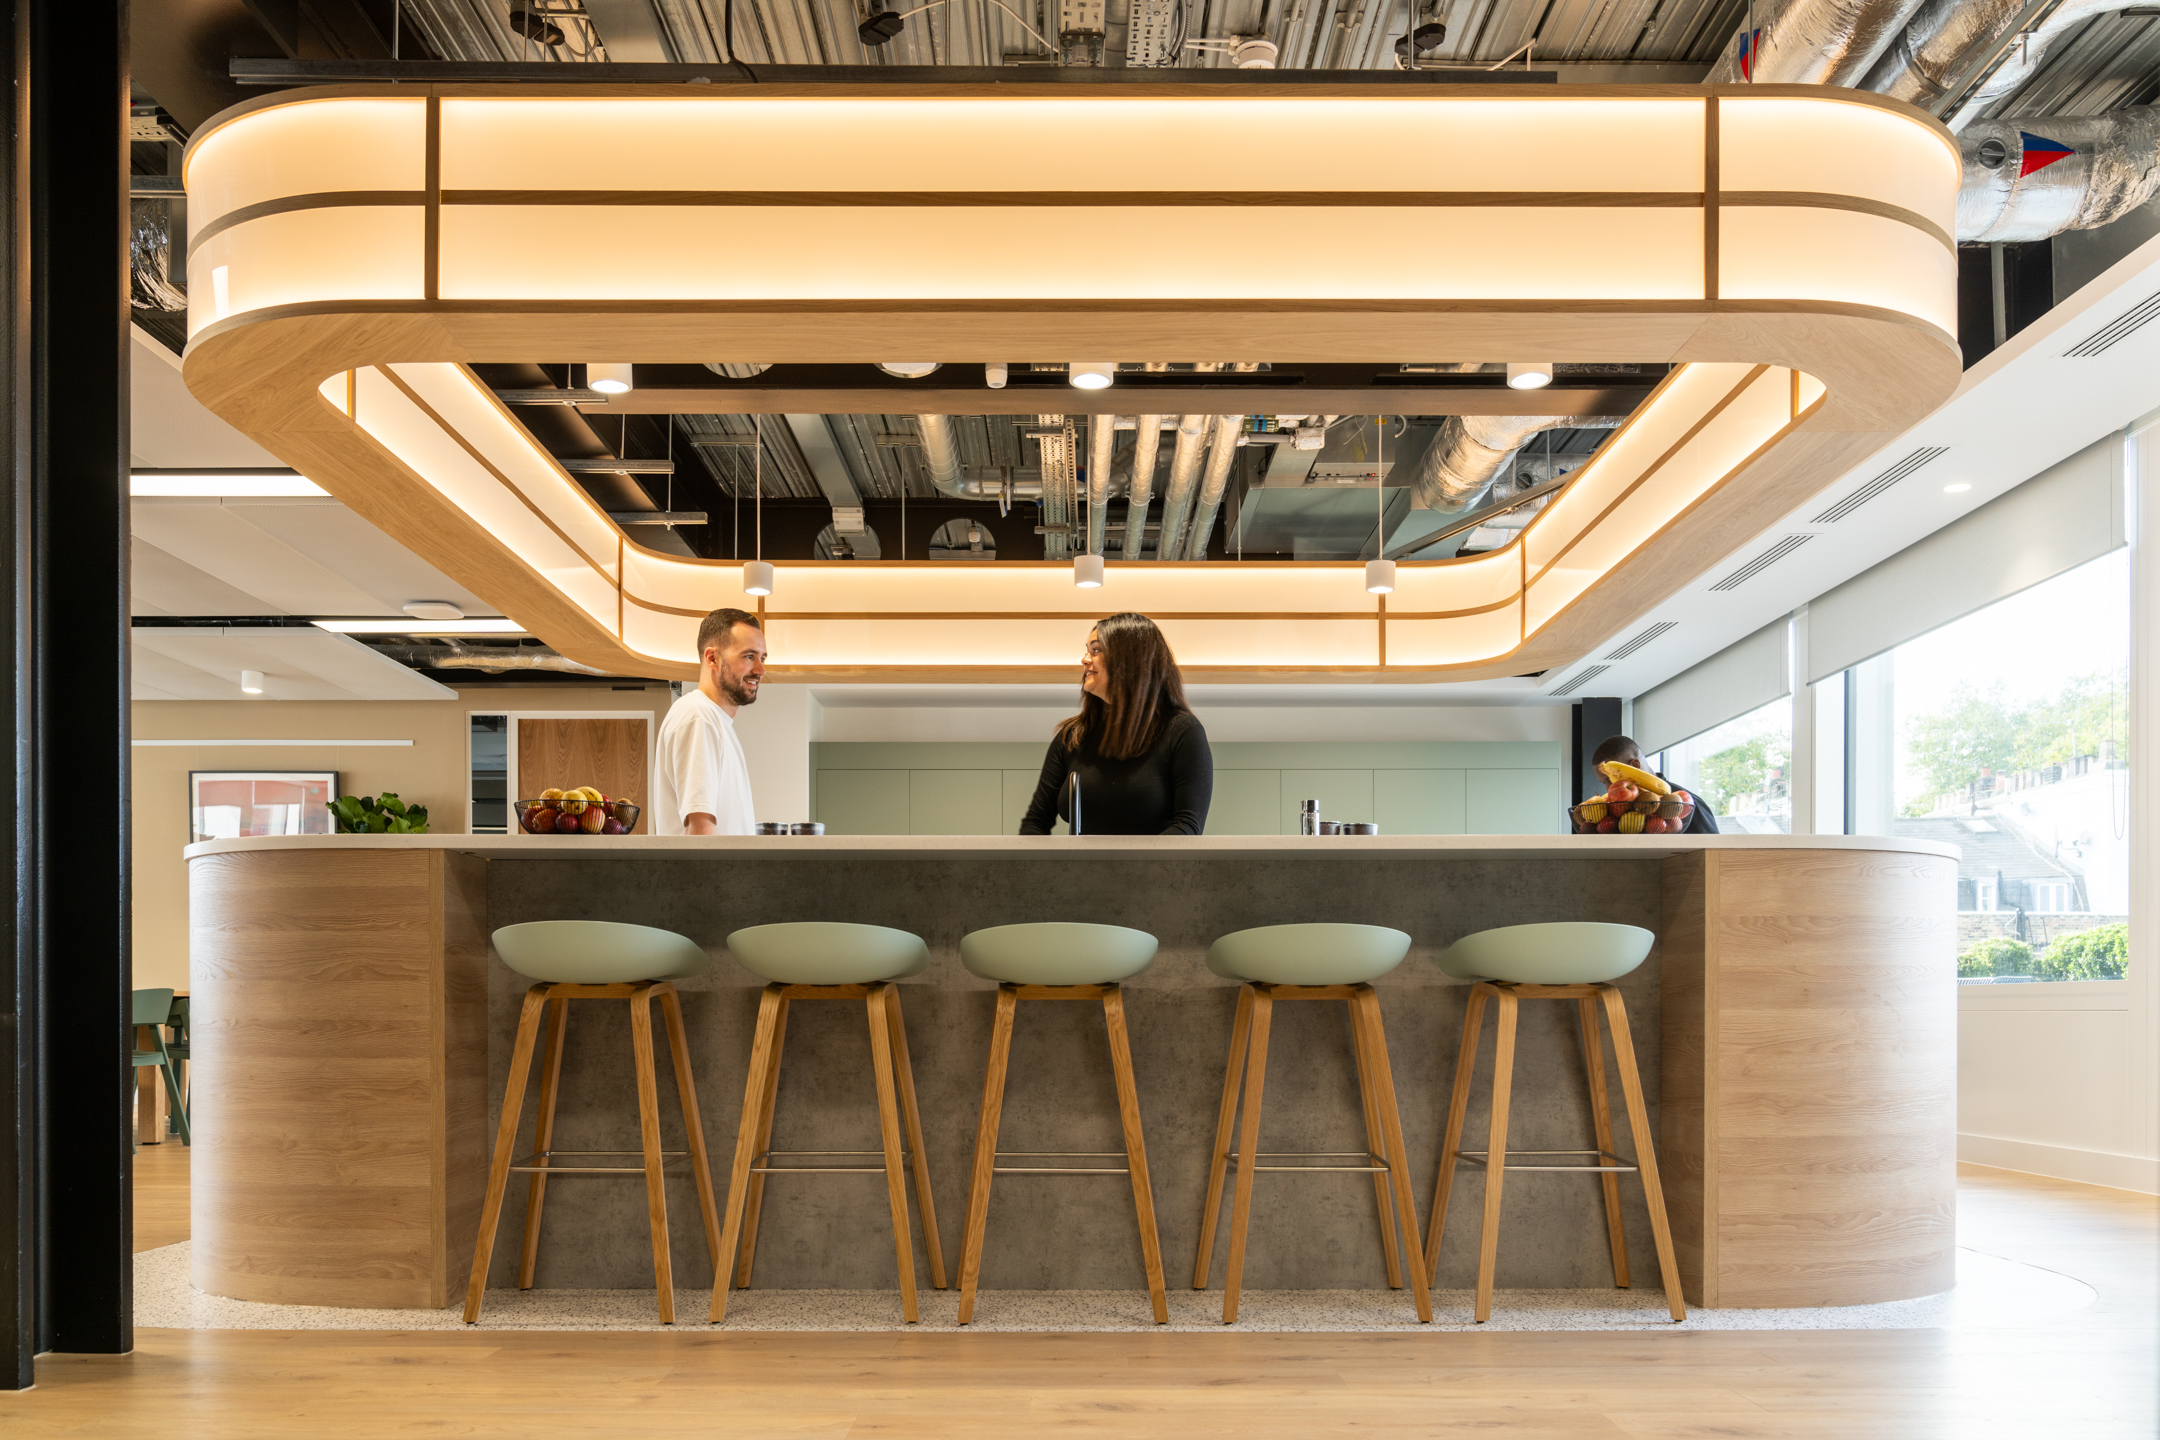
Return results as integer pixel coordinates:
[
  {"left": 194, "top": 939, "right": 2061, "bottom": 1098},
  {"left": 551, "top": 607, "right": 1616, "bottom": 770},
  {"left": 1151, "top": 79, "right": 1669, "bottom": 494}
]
[{"left": 1591, "top": 735, "right": 1720, "bottom": 835}]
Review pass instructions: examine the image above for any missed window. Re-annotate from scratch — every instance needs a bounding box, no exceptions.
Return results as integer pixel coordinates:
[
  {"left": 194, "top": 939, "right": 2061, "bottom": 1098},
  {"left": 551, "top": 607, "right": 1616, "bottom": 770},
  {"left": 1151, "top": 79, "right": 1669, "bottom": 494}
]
[
  {"left": 1656, "top": 694, "right": 1793, "bottom": 834},
  {"left": 1848, "top": 549, "right": 2130, "bottom": 983}
]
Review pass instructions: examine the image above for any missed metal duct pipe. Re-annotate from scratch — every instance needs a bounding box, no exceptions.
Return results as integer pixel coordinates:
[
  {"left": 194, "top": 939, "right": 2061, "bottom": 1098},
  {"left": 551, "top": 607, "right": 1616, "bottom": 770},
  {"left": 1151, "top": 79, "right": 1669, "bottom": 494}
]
[
  {"left": 1958, "top": 107, "right": 2160, "bottom": 242},
  {"left": 1854, "top": 0, "right": 2144, "bottom": 113},
  {"left": 383, "top": 645, "right": 616, "bottom": 677},
  {"left": 1405, "top": 414, "right": 1623, "bottom": 514},
  {"left": 1086, "top": 414, "right": 1118, "bottom": 556},
  {"left": 1121, "top": 362, "right": 1171, "bottom": 560},
  {"left": 1702, "top": 0, "right": 1928, "bottom": 86},
  {"left": 1944, "top": 0, "right": 2158, "bottom": 126},
  {"left": 1151, "top": 415, "right": 1214, "bottom": 561},
  {"left": 1182, "top": 416, "right": 1246, "bottom": 560},
  {"left": 915, "top": 414, "right": 970, "bottom": 498}
]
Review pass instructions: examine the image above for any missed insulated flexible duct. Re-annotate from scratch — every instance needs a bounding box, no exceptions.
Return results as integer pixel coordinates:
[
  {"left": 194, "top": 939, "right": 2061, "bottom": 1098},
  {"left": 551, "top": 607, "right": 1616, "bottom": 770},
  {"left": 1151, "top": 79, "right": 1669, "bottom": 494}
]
[
  {"left": 916, "top": 414, "right": 969, "bottom": 497},
  {"left": 1150, "top": 415, "right": 1214, "bottom": 561},
  {"left": 1086, "top": 414, "right": 1118, "bottom": 556},
  {"left": 1181, "top": 415, "right": 1246, "bottom": 560},
  {"left": 1861, "top": 0, "right": 2025, "bottom": 106},
  {"left": 1701, "top": 0, "right": 1927, "bottom": 86},
  {"left": 1942, "top": 0, "right": 2157, "bottom": 126},
  {"left": 1404, "top": 414, "right": 1622, "bottom": 514},
  {"left": 1957, "top": 107, "right": 2160, "bottom": 241},
  {"left": 1121, "top": 363, "right": 1171, "bottom": 560}
]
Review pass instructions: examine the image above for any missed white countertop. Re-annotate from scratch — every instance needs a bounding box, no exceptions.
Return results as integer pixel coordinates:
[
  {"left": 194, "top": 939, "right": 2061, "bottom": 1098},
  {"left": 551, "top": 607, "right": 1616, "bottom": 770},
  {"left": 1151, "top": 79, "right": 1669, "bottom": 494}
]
[{"left": 185, "top": 832, "right": 1961, "bottom": 862}]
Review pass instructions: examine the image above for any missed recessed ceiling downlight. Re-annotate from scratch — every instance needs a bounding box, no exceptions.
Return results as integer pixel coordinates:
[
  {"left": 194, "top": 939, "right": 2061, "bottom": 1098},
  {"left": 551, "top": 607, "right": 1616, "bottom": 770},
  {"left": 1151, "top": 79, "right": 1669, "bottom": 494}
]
[
  {"left": 587, "top": 363, "right": 634, "bottom": 395},
  {"left": 877, "top": 362, "right": 941, "bottom": 379},
  {"left": 1069, "top": 362, "right": 1117, "bottom": 391},
  {"left": 1506, "top": 362, "right": 1554, "bottom": 390}
]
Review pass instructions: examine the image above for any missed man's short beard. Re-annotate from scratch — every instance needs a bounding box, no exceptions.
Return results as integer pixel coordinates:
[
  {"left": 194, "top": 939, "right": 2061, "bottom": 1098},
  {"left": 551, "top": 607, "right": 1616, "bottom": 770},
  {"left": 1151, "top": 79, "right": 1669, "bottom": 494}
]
[{"left": 719, "top": 672, "right": 759, "bottom": 707}]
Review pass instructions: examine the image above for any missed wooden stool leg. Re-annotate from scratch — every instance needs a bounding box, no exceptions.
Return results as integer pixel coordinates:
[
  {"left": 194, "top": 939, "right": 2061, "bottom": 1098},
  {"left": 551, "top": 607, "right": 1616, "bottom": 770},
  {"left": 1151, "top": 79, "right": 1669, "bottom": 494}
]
[
  {"left": 882, "top": 984, "right": 947, "bottom": 1290},
  {"left": 1347, "top": 996, "right": 1404, "bottom": 1289},
  {"left": 1352, "top": 988, "right": 1433, "bottom": 1323},
  {"left": 657, "top": 984, "right": 724, "bottom": 1291},
  {"left": 1221, "top": 987, "right": 1274, "bottom": 1324},
  {"left": 957, "top": 986, "right": 1018, "bottom": 1324},
  {"left": 709, "top": 984, "right": 785, "bottom": 1323},
  {"left": 1103, "top": 987, "right": 1169, "bottom": 1324},
  {"left": 1191, "top": 983, "right": 1254, "bottom": 1289},
  {"left": 866, "top": 984, "right": 921, "bottom": 1323},
  {"left": 516, "top": 995, "right": 570, "bottom": 1288},
  {"left": 464, "top": 985, "right": 550, "bottom": 1323},
  {"left": 732, "top": 994, "right": 790, "bottom": 1289},
  {"left": 629, "top": 985, "right": 676, "bottom": 1323},
  {"left": 1600, "top": 986, "right": 1686, "bottom": 1322},
  {"left": 1577, "top": 995, "right": 1631, "bottom": 1290},
  {"left": 1426, "top": 985, "right": 1489, "bottom": 1287},
  {"left": 1473, "top": 989, "right": 1520, "bottom": 1323}
]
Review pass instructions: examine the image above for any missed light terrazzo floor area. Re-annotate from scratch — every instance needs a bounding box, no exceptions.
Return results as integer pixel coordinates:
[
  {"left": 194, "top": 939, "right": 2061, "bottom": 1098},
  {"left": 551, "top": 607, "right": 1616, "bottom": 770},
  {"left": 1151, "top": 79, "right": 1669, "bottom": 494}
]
[{"left": 135, "top": 1243, "right": 2093, "bottom": 1333}]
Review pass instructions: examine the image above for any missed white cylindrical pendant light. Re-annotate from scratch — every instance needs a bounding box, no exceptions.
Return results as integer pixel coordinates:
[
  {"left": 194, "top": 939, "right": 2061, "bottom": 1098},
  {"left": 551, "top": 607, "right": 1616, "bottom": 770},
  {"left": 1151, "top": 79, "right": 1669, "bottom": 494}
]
[
  {"left": 985, "top": 362, "right": 1008, "bottom": 389},
  {"left": 1069, "top": 362, "right": 1116, "bottom": 391},
  {"left": 1365, "top": 558, "right": 1395, "bottom": 594},
  {"left": 588, "top": 363, "right": 634, "bottom": 394},
  {"left": 877, "top": 362, "right": 940, "bottom": 378},
  {"left": 239, "top": 670, "right": 265, "bottom": 694},
  {"left": 743, "top": 560, "right": 774, "bottom": 596},
  {"left": 1074, "top": 553, "right": 1105, "bottom": 588},
  {"left": 1506, "top": 362, "right": 1554, "bottom": 390}
]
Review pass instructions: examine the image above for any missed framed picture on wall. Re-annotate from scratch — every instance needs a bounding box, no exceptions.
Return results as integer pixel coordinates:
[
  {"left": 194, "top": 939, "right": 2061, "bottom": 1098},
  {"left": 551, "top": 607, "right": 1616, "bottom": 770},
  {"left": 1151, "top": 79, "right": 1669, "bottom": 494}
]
[{"left": 189, "top": 771, "right": 340, "bottom": 844}]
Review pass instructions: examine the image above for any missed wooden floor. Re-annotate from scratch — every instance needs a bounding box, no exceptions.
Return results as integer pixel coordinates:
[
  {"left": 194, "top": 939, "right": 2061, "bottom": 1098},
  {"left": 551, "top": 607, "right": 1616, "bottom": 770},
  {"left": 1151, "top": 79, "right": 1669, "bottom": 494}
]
[{"left": 3, "top": 1156, "right": 2152, "bottom": 1437}]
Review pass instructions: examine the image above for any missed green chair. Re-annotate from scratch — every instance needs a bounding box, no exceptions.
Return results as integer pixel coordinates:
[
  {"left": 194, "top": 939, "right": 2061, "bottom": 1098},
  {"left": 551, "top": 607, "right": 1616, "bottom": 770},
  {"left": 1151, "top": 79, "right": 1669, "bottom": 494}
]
[
  {"left": 1427, "top": 921, "right": 1685, "bottom": 1323},
  {"left": 131, "top": 988, "right": 189, "bottom": 1149},
  {"left": 1193, "top": 923, "right": 1430, "bottom": 1324},
  {"left": 711, "top": 922, "right": 945, "bottom": 1325},
  {"left": 953, "top": 922, "right": 1167, "bottom": 1325},
  {"left": 465, "top": 921, "right": 722, "bottom": 1326},
  {"left": 164, "top": 996, "right": 191, "bottom": 1139}
]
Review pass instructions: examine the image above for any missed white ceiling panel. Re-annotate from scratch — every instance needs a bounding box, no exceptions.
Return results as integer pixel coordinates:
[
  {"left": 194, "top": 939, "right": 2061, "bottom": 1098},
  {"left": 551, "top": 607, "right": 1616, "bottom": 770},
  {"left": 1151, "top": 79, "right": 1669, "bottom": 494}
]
[
  {"left": 130, "top": 500, "right": 405, "bottom": 616},
  {"left": 130, "top": 325, "right": 283, "bottom": 469},
  {"left": 130, "top": 536, "right": 281, "bottom": 617},
  {"left": 222, "top": 499, "right": 497, "bottom": 615},
  {"left": 130, "top": 627, "right": 456, "bottom": 701}
]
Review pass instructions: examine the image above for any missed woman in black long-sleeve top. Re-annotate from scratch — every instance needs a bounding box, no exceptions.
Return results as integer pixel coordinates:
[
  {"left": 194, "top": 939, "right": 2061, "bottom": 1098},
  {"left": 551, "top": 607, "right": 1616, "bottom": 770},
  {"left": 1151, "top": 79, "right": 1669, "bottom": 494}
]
[{"left": 1019, "top": 612, "right": 1213, "bottom": 835}]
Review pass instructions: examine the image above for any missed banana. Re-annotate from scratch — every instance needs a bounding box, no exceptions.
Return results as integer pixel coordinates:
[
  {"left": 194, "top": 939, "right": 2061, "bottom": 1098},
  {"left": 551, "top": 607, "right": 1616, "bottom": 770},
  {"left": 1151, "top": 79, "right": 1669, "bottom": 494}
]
[{"left": 1598, "top": 761, "right": 1671, "bottom": 796}]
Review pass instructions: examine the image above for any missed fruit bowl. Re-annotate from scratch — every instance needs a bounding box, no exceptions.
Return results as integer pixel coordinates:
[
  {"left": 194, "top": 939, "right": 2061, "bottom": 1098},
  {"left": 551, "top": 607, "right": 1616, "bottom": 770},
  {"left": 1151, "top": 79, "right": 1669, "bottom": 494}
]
[
  {"left": 1568, "top": 794, "right": 1694, "bottom": 835},
  {"left": 514, "top": 797, "right": 642, "bottom": 836}
]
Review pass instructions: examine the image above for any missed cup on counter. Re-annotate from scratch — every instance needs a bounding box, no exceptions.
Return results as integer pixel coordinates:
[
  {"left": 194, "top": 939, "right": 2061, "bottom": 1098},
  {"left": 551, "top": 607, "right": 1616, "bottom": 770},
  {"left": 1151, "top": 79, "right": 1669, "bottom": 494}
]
[
  {"left": 755, "top": 821, "right": 789, "bottom": 835},
  {"left": 1316, "top": 820, "right": 1343, "bottom": 835},
  {"left": 789, "top": 822, "right": 825, "bottom": 836},
  {"left": 1342, "top": 822, "right": 1380, "bottom": 836}
]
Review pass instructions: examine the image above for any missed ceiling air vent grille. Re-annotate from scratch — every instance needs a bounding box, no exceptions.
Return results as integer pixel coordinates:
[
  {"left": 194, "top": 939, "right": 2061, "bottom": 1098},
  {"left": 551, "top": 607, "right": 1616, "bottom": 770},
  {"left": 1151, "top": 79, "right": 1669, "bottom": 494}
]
[
  {"left": 1549, "top": 665, "right": 1611, "bottom": 696},
  {"left": 2062, "top": 291, "right": 2160, "bottom": 358},
  {"left": 1603, "top": 621, "right": 1677, "bottom": 661},
  {"left": 1810, "top": 447, "right": 1948, "bottom": 524},
  {"left": 1708, "top": 534, "right": 1812, "bottom": 592}
]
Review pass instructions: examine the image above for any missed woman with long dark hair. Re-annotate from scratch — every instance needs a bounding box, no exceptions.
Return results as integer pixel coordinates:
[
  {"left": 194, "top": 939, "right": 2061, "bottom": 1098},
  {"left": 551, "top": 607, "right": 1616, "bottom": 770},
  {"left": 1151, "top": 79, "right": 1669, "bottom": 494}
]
[{"left": 1019, "top": 613, "right": 1214, "bottom": 835}]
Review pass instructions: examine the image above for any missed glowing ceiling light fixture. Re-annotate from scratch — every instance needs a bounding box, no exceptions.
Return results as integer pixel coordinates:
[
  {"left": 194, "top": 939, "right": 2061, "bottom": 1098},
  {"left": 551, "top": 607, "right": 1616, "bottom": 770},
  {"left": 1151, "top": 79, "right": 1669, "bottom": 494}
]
[
  {"left": 1069, "top": 362, "right": 1117, "bottom": 391},
  {"left": 129, "top": 470, "right": 327, "bottom": 497},
  {"left": 314, "top": 618, "right": 528, "bottom": 635},
  {"left": 1365, "top": 559, "right": 1396, "bottom": 593},
  {"left": 239, "top": 670, "right": 265, "bottom": 694},
  {"left": 743, "top": 559, "right": 774, "bottom": 596},
  {"left": 1943, "top": 482, "right": 1972, "bottom": 493},
  {"left": 1074, "top": 553, "right": 1105, "bottom": 588},
  {"left": 1506, "top": 362, "right": 1554, "bottom": 390},
  {"left": 587, "top": 363, "right": 634, "bottom": 395},
  {"left": 877, "top": 362, "right": 940, "bottom": 379}
]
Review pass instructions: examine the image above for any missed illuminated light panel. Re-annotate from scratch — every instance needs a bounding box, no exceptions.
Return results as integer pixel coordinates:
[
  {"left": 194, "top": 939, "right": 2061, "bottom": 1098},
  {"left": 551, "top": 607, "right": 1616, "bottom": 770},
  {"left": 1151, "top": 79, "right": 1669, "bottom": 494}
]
[
  {"left": 314, "top": 618, "right": 528, "bottom": 635},
  {"left": 1718, "top": 207, "right": 1959, "bottom": 337},
  {"left": 1718, "top": 96, "right": 1961, "bottom": 239},
  {"left": 131, "top": 471, "right": 326, "bottom": 497},
  {"left": 184, "top": 96, "right": 427, "bottom": 219}
]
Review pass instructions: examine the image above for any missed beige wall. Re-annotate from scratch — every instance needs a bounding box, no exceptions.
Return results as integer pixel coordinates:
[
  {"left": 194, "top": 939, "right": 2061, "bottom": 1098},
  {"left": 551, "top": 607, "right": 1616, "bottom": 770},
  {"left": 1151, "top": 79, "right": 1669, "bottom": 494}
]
[{"left": 132, "top": 684, "right": 675, "bottom": 991}]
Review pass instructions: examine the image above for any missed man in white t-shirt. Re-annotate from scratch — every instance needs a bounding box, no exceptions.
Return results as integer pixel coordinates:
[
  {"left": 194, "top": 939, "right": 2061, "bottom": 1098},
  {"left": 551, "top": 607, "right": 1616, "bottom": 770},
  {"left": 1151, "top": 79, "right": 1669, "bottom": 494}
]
[{"left": 651, "top": 607, "right": 766, "bottom": 836}]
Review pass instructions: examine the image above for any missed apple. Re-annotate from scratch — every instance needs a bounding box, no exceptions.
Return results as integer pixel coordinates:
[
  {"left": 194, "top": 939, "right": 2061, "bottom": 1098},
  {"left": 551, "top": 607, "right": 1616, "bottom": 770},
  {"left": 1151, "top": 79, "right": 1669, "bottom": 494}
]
[
  {"left": 1606, "top": 781, "right": 1639, "bottom": 803},
  {"left": 1595, "top": 817, "right": 1619, "bottom": 834},
  {"left": 602, "top": 818, "right": 625, "bottom": 836},
  {"left": 554, "top": 810, "right": 581, "bottom": 834},
  {"left": 1644, "top": 816, "right": 1671, "bottom": 834},
  {"left": 580, "top": 806, "right": 608, "bottom": 834}
]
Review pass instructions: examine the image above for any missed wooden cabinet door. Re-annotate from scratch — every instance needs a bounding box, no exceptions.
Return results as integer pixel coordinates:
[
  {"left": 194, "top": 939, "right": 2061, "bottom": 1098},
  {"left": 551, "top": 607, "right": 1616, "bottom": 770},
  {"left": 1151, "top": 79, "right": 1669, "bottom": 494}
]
[{"left": 516, "top": 718, "right": 649, "bottom": 807}]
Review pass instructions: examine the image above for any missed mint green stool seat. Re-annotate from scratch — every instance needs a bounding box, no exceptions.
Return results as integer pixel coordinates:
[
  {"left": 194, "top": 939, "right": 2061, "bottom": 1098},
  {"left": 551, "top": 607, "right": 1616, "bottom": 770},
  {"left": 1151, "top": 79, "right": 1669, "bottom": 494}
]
[
  {"left": 1425, "top": 921, "right": 1684, "bottom": 1324},
  {"left": 960, "top": 922, "right": 1158, "bottom": 986},
  {"left": 493, "top": 920, "right": 710, "bottom": 985},
  {"left": 467, "top": 921, "right": 722, "bottom": 1326},
  {"left": 727, "top": 922, "right": 931, "bottom": 986},
  {"left": 1204, "top": 922, "right": 1411, "bottom": 986},
  {"left": 713, "top": 921, "right": 944, "bottom": 1324},
  {"left": 1437, "top": 922, "right": 1652, "bottom": 985},
  {"left": 1194, "top": 923, "right": 1431, "bottom": 1324},
  {"left": 954, "top": 923, "right": 1168, "bottom": 1325}
]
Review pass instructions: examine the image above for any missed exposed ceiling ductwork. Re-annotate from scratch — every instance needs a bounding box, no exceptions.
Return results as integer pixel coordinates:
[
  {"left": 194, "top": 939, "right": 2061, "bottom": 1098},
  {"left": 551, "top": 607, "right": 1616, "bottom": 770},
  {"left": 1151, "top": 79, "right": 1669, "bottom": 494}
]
[
  {"left": 1403, "top": 414, "right": 1624, "bottom": 516},
  {"left": 1863, "top": 0, "right": 2154, "bottom": 120},
  {"left": 1151, "top": 414, "right": 1216, "bottom": 562},
  {"left": 1959, "top": 106, "right": 2160, "bottom": 241},
  {"left": 1182, "top": 415, "right": 1246, "bottom": 560},
  {"left": 1939, "top": 0, "right": 2159, "bottom": 126},
  {"left": 1702, "top": 0, "right": 1928, "bottom": 86}
]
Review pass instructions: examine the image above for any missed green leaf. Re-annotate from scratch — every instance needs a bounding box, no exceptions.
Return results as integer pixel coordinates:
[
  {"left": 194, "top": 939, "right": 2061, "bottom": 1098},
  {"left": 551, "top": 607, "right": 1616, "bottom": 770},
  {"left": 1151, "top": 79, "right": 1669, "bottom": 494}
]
[{"left": 379, "top": 793, "right": 407, "bottom": 815}]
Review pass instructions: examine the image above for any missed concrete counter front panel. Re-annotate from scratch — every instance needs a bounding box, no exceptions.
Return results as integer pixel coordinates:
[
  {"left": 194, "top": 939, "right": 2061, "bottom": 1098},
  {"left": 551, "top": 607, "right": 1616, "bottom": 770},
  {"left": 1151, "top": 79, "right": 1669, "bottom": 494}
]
[{"left": 185, "top": 835, "right": 1957, "bottom": 1312}]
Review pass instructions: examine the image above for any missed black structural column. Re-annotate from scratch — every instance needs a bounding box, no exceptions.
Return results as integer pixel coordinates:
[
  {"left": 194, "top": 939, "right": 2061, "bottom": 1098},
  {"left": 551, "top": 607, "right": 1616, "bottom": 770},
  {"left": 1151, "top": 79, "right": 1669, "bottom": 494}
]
[{"left": 4, "top": 0, "right": 134, "bottom": 1387}]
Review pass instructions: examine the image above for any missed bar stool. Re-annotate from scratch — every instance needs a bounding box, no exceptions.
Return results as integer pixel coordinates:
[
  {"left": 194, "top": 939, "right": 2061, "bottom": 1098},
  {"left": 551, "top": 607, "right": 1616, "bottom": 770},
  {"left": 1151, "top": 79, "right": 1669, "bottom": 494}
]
[
  {"left": 1193, "top": 923, "right": 1431, "bottom": 1324},
  {"left": 1425, "top": 921, "right": 1685, "bottom": 1323},
  {"left": 465, "top": 921, "right": 722, "bottom": 1325},
  {"left": 954, "top": 922, "right": 1168, "bottom": 1325},
  {"left": 711, "top": 921, "right": 946, "bottom": 1323}
]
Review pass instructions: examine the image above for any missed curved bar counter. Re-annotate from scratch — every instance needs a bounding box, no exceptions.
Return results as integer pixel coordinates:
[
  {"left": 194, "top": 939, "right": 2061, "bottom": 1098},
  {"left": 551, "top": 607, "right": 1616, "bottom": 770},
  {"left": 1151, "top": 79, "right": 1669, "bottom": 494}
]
[{"left": 184, "top": 833, "right": 1956, "bottom": 1313}]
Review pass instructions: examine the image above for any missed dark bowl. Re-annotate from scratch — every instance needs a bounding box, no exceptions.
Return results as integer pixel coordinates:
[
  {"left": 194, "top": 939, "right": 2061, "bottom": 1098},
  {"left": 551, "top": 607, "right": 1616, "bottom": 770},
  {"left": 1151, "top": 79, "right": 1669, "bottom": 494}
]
[{"left": 514, "top": 798, "right": 641, "bottom": 835}]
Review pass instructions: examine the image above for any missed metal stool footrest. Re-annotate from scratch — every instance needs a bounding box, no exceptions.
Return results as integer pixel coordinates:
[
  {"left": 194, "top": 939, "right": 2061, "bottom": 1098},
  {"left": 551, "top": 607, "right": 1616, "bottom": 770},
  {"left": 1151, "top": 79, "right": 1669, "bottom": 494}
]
[
  {"left": 1226, "top": 1150, "right": 1390, "bottom": 1174},
  {"left": 509, "top": 1148, "right": 695, "bottom": 1176},
  {"left": 1456, "top": 1148, "right": 1639, "bottom": 1173},
  {"left": 991, "top": 1149, "right": 1131, "bottom": 1175},
  {"left": 752, "top": 1148, "right": 916, "bottom": 1175}
]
